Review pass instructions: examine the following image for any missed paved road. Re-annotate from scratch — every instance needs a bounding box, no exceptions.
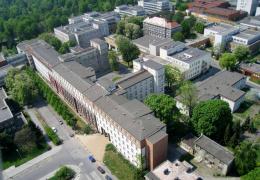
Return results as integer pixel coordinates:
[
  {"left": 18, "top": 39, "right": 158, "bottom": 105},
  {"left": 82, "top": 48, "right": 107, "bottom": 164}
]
[{"left": 4, "top": 101, "right": 115, "bottom": 180}]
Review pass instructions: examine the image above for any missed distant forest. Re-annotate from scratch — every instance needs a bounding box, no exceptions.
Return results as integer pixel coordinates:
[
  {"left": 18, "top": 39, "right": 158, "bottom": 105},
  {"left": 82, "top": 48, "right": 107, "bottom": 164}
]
[{"left": 0, "top": 0, "right": 137, "bottom": 51}]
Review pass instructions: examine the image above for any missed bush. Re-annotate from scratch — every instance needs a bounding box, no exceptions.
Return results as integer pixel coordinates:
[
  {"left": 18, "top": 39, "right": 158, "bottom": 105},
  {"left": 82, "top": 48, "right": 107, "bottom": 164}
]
[
  {"left": 49, "top": 166, "right": 75, "bottom": 180},
  {"left": 105, "top": 143, "right": 116, "bottom": 152},
  {"left": 44, "top": 126, "right": 62, "bottom": 145},
  {"left": 83, "top": 125, "right": 92, "bottom": 135}
]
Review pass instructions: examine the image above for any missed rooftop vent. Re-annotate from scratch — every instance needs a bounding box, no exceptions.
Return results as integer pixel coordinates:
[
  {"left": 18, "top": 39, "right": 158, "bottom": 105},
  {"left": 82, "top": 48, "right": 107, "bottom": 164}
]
[{"left": 163, "top": 168, "right": 170, "bottom": 175}]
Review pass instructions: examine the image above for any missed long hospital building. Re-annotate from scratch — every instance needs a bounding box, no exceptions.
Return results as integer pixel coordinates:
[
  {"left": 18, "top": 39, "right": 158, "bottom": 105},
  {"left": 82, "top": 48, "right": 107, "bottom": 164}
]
[{"left": 17, "top": 39, "right": 168, "bottom": 170}]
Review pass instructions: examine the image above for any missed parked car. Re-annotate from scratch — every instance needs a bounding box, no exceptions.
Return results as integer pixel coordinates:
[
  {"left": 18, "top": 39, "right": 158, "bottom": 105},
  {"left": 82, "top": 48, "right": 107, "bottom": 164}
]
[
  {"left": 88, "top": 155, "right": 96, "bottom": 162},
  {"left": 105, "top": 175, "right": 112, "bottom": 180},
  {"left": 59, "top": 120, "right": 63, "bottom": 125},
  {"left": 97, "top": 166, "right": 105, "bottom": 174},
  {"left": 69, "top": 133, "right": 74, "bottom": 137},
  {"left": 52, "top": 127, "right": 57, "bottom": 133}
]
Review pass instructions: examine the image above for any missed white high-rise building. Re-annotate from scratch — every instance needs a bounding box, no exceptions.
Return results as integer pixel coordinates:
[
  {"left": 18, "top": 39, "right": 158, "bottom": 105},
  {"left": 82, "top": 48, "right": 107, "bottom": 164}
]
[{"left": 236, "top": 0, "right": 258, "bottom": 16}]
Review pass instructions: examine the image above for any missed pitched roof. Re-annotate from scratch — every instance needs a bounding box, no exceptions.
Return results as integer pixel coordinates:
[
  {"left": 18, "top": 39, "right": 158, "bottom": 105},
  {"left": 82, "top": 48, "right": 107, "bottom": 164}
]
[{"left": 144, "top": 17, "right": 180, "bottom": 29}]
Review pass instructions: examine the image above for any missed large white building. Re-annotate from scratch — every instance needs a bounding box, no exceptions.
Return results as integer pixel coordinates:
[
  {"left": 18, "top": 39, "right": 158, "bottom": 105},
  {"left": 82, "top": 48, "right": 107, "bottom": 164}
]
[
  {"left": 133, "top": 36, "right": 212, "bottom": 80},
  {"left": 114, "top": 5, "right": 146, "bottom": 16},
  {"left": 138, "top": 0, "right": 172, "bottom": 14},
  {"left": 236, "top": 0, "right": 258, "bottom": 16},
  {"left": 17, "top": 39, "right": 168, "bottom": 170},
  {"left": 176, "top": 71, "right": 246, "bottom": 115}
]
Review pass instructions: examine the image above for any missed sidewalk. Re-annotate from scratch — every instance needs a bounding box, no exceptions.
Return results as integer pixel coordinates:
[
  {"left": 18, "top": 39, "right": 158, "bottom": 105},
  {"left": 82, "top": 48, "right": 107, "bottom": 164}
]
[{"left": 2, "top": 146, "right": 62, "bottom": 180}]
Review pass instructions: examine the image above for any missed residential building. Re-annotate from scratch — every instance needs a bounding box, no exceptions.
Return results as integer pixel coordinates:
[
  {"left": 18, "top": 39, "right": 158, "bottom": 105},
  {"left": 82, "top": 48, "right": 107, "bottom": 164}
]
[
  {"left": 239, "top": 63, "right": 260, "bottom": 80},
  {"left": 236, "top": 0, "right": 258, "bottom": 16},
  {"left": 180, "top": 134, "right": 234, "bottom": 176},
  {"left": 0, "top": 88, "right": 25, "bottom": 134},
  {"left": 138, "top": 0, "right": 172, "bottom": 14},
  {"left": 255, "top": 7, "right": 260, "bottom": 16},
  {"left": 176, "top": 71, "right": 246, "bottom": 115},
  {"left": 204, "top": 23, "right": 240, "bottom": 47},
  {"left": 143, "top": 17, "right": 181, "bottom": 39},
  {"left": 145, "top": 160, "right": 202, "bottom": 180},
  {"left": 188, "top": 0, "right": 247, "bottom": 23},
  {"left": 17, "top": 39, "right": 168, "bottom": 170},
  {"left": 240, "top": 15, "right": 260, "bottom": 30},
  {"left": 54, "top": 11, "right": 120, "bottom": 48},
  {"left": 133, "top": 36, "right": 212, "bottom": 80},
  {"left": 230, "top": 29, "right": 260, "bottom": 54},
  {"left": 115, "top": 58, "right": 164, "bottom": 101},
  {"left": 114, "top": 5, "right": 146, "bottom": 16}
]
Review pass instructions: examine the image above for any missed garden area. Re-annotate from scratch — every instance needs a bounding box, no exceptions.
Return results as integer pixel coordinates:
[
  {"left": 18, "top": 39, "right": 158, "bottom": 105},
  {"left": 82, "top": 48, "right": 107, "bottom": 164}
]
[
  {"left": 49, "top": 166, "right": 75, "bottom": 180},
  {"left": 103, "top": 144, "right": 143, "bottom": 180}
]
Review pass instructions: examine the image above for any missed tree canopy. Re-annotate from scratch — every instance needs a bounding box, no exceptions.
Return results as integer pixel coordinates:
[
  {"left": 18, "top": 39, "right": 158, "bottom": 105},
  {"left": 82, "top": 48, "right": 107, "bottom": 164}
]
[
  {"left": 191, "top": 100, "right": 233, "bottom": 142},
  {"left": 194, "top": 22, "right": 205, "bottom": 34},
  {"left": 235, "top": 141, "right": 257, "bottom": 176},
  {"left": 241, "top": 167, "right": 260, "bottom": 180},
  {"left": 172, "top": 32, "right": 185, "bottom": 42},
  {"left": 144, "top": 94, "right": 177, "bottom": 126},
  {"left": 108, "top": 50, "right": 119, "bottom": 71},
  {"left": 219, "top": 53, "right": 237, "bottom": 70},
  {"left": 234, "top": 45, "right": 250, "bottom": 63},
  {"left": 165, "top": 65, "right": 183, "bottom": 88},
  {"left": 115, "top": 35, "right": 140, "bottom": 67}
]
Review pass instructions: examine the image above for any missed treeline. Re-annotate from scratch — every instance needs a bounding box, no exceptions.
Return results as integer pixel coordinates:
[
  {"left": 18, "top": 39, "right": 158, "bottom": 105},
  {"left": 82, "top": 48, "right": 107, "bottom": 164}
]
[{"left": 0, "top": 0, "right": 136, "bottom": 50}]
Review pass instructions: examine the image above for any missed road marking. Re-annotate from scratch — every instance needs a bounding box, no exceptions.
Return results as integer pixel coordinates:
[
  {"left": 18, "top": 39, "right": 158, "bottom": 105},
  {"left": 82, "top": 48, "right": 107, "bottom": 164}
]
[{"left": 90, "top": 171, "right": 102, "bottom": 180}]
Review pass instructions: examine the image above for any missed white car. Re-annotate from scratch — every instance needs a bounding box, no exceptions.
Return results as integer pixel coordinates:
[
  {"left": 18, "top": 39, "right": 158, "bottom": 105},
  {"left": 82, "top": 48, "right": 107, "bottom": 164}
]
[{"left": 52, "top": 127, "right": 57, "bottom": 133}]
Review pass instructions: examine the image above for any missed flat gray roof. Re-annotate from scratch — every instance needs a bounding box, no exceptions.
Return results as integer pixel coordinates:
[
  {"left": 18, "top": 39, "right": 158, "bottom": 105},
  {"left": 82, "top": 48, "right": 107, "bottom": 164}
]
[
  {"left": 117, "top": 70, "right": 153, "bottom": 89},
  {"left": 133, "top": 35, "right": 169, "bottom": 49},
  {"left": 206, "top": 23, "right": 239, "bottom": 35},
  {"left": 0, "top": 88, "right": 13, "bottom": 123},
  {"left": 240, "top": 15, "right": 260, "bottom": 28},
  {"left": 240, "top": 63, "right": 260, "bottom": 73},
  {"left": 194, "top": 135, "right": 234, "bottom": 165},
  {"left": 233, "top": 30, "right": 260, "bottom": 40}
]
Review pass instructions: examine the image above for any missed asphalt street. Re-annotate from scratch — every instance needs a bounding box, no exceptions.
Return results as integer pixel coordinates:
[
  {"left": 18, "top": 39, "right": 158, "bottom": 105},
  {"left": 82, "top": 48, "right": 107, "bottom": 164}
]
[{"left": 5, "top": 101, "right": 115, "bottom": 180}]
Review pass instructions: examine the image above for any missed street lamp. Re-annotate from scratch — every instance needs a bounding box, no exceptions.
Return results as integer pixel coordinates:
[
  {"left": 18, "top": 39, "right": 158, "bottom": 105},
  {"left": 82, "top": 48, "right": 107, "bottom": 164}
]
[{"left": 16, "top": 149, "right": 22, "bottom": 159}]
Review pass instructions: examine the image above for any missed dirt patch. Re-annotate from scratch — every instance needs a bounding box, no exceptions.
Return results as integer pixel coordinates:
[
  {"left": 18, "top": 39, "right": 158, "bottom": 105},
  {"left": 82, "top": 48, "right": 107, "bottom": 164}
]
[{"left": 76, "top": 134, "right": 109, "bottom": 162}]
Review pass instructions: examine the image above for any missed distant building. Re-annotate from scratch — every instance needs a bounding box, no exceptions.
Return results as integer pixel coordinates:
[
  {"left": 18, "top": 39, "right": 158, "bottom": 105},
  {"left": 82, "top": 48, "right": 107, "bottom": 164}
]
[
  {"left": 133, "top": 36, "right": 212, "bottom": 80},
  {"left": 176, "top": 71, "right": 246, "bottom": 115},
  {"left": 240, "top": 15, "right": 260, "bottom": 30},
  {"left": 0, "top": 88, "right": 25, "bottom": 134},
  {"left": 239, "top": 63, "right": 260, "bottom": 80},
  {"left": 204, "top": 23, "right": 240, "bottom": 48},
  {"left": 138, "top": 0, "right": 172, "bottom": 14},
  {"left": 114, "top": 5, "right": 146, "bottom": 16},
  {"left": 181, "top": 134, "right": 234, "bottom": 176},
  {"left": 54, "top": 11, "right": 120, "bottom": 48},
  {"left": 145, "top": 160, "right": 202, "bottom": 180},
  {"left": 230, "top": 29, "right": 260, "bottom": 54},
  {"left": 236, "top": 0, "right": 258, "bottom": 16},
  {"left": 143, "top": 17, "right": 181, "bottom": 39}
]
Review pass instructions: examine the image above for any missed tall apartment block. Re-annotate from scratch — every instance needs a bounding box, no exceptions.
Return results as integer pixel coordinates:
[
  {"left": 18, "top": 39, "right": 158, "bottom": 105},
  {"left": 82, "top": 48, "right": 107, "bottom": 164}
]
[
  {"left": 236, "top": 0, "right": 258, "bottom": 16},
  {"left": 143, "top": 17, "right": 181, "bottom": 39},
  {"left": 17, "top": 39, "right": 168, "bottom": 170},
  {"left": 138, "top": 0, "right": 172, "bottom": 14},
  {"left": 54, "top": 11, "right": 120, "bottom": 48}
]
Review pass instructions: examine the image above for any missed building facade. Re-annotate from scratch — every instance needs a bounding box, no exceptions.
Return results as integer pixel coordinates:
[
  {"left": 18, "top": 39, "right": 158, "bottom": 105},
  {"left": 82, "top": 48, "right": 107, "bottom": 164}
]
[
  {"left": 114, "top": 5, "right": 146, "bottom": 16},
  {"left": 138, "top": 0, "right": 172, "bottom": 14},
  {"left": 17, "top": 39, "right": 168, "bottom": 170},
  {"left": 143, "top": 17, "right": 181, "bottom": 39},
  {"left": 236, "top": 0, "right": 258, "bottom": 16}
]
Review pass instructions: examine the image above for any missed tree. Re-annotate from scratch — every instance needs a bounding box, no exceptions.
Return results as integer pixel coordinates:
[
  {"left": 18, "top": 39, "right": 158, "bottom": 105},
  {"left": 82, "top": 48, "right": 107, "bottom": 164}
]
[
  {"left": 219, "top": 53, "right": 237, "bottom": 70},
  {"left": 172, "top": 12, "right": 185, "bottom": 24},
  {"left": 116, "top": 20, "right": 125, "bottom": 35},
  {"left": 115, "top": 35, "right": 140, "bottom": 67},
  {"left": 234, "top": 45, "right": 250, "bottom": 63},
  {"left": 144, "top": 94, "right": 177, "bottom": 125},
  {"left": 181, "top": 16, "right": 196, "bottom": 38},
  {"left": 178, "top": 81, "right": 198, "bottom": 117},
  {"left": 172, "top": 32, "right": 185, "bottom": 42},
  {"left": 191, "top": 100, "right": 232, "bottom": 142},
  {"left": 235, "top": 141, "right": 257, "bottom": 176},
  {"left": 165, "top": 65, "right": 183, "bottom": 88},
  {"left": 4, "top": 67, "right": 20, "bottom": 91},
  {"left": 108, "top": 51, "right": 119, "bottom": 71},
  {"left": 224, "top": 123, "right": 232, "bottom": 145},
  {"left": 14, "top": 126, "right": 37, "bottom": 153},
  {"left": 241, "top": 167, "right": 260, "bottom": 180},
  {"left": 124, "top": 23, "right": 142, "bottom": 40},
  {"left": 194, "top": 22, "right": 205, "bottom": 34},
  {"left": 0, "top": 132, "right": 15, "bottom": 153}
]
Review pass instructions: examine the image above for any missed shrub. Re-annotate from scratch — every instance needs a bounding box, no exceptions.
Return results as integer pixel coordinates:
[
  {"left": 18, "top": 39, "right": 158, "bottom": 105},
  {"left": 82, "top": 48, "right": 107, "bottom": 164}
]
[
  {"left": 44, "top": 126, "right": 62, "bottom": 145},
  {"left": 105, "top": 143, "right": 116, "bottom": 152},
  {"left": 83, "top": 125, "right": 92, "bottom": 135},
  {"left": 50, "top": 166, "right": 75, "bottom": 180}
]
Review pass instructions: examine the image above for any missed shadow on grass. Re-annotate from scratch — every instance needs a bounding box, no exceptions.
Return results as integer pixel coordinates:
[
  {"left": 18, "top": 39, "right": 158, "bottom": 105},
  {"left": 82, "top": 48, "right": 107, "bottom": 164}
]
[{"left": 235, "top": 100, "right": 254, "bottom": 114}]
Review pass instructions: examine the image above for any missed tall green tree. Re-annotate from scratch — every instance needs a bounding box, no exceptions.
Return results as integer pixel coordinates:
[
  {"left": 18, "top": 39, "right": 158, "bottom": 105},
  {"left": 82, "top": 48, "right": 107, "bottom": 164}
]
[
  {"left": 191, "top": 100, "right": 233, "bottom": 142},
  {"left": 234, "top": 45, "right": 250, "bottom": 63},
  {"left": 124, "top": 23, "right": 142, "bottom": 40},
  {"left": 165, "top": 65, "right": 183, "bottom": 88},
  {"left": 108, "top": 50, "right": 119, "bottom": 71},
  {"left": 172, "top": 32, "right": 185, "bottom": 42},
  {"left": 177, "top": 81, "right": 198, "bottom": 117},
  {"left": 172, "top": 12, "right": 185, "bottom": 24},
  {"left": 14, "top": 126, "right": 37, "bottom": 153},
  {"left": 144, "top": 94, "right": 177, "bottom": 125},
  {"left": 194, "top": 22, "right": 205, "bottom": 34},
  {"left": 235, "top": 141, "right": 257, "bottom": 176},
  {"left": 219, "top": 53, "right": 237, "bottom": 70},
  {"left": 115, "top": 35, "right": 140, "bottom": 67}
]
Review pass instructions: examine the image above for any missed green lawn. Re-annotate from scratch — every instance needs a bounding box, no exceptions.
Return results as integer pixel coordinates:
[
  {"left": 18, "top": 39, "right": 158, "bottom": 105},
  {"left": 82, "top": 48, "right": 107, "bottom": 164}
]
[
  {"left": 49, "top": 166, "right": 75, "bottom": 180},
  {"left": 103, "top": 144, "right": 141, "bottom": 180},
  {"left": 233, "top": 100, "right": 260, "bottom": 122},
  {"left": 3, "top": 145, "right": 49, "bottom": 169}
]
